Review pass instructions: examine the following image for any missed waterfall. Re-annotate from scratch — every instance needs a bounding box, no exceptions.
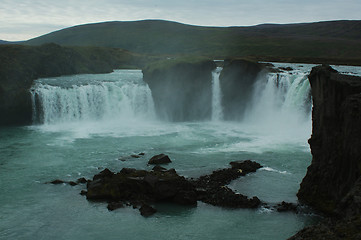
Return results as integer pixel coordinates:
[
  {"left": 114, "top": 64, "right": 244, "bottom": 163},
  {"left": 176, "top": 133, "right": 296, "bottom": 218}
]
[
  {"left": 30, "top": 66, "right": 312, "bottom": 131},
  {"left": 31, "top": 70, "right": 155, "bottom": 125},
  {"left": 244, "top": 70, "right": 312, "bottom": 134},
  {"left": 211, "top": 67, "right": 223, "bottom": 121}
]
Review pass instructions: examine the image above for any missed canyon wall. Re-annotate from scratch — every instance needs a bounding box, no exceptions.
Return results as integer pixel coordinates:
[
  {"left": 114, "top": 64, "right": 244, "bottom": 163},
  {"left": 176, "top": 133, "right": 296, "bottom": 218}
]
[
  {"left": 290, "top": 65, "right": 361, "bottom": 239},
  {"left": 142, "top": 59, "right": 216, "bottom": 121},
  {"left": 297, "top": 65, "right": 361, "bottom": 215},
  {"left": 219, "top": 59, "right": 264, "bottom": 120}
]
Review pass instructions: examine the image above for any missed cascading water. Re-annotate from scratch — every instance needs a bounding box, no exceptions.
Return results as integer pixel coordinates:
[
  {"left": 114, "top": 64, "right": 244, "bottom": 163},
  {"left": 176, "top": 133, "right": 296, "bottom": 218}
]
[
  {"left": 244, "top": 67, "right": 312, "bottom": 137},
  {"left": 211, "top": 67, "right": 224, "bottom": 121},
  {"left": 30, "top": 70, "right": 155, "bottom": 125}
]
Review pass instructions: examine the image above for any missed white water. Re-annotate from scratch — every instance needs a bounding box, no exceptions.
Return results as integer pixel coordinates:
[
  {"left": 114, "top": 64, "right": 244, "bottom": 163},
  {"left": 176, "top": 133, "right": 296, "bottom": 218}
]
[
  {"left": 243, "top": 65, "right": 312, "bottom": 142},
  {"left": 31, "top": 70, "right": 155, "bottom": 125},
  {"left": 211, "top": 67, "right": 223, "bottom": 121}
]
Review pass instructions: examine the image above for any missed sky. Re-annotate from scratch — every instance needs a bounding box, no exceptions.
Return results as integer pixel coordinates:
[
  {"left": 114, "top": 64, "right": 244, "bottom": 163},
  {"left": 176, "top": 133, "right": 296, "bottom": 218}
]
[{"left": 1, "top": 0, "right": 360, "bottom": 41}]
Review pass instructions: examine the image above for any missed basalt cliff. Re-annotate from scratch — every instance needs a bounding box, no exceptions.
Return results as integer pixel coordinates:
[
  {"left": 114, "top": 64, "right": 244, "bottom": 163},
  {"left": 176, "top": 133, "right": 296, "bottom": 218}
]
[
  {"left": 142, "top": 58, "right": 264, "bottom": 121},
  {"left": 142, "top": 58, "right": 216, "bottom": 121},
  {"left": 290, "top": 65, "right": 361, "bottom": 239}
]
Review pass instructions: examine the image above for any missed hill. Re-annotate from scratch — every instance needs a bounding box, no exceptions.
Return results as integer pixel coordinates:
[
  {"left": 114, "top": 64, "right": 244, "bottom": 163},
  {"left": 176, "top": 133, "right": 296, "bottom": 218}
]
[
  {"left": 0, "top": 40, "right": 10, "bottom": 44},
  {"left": 24, "top": 20, "right": 361, "bottom": 63}
]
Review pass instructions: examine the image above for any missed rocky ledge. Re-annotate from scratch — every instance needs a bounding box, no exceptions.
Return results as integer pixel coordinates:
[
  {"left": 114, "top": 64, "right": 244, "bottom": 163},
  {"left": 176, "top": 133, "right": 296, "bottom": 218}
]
[{"left": 290, "top": 65, "right": 361, "bottom": 239}]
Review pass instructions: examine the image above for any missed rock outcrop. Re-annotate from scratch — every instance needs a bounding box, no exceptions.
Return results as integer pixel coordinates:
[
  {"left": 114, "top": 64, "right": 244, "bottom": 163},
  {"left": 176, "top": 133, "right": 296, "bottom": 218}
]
[
  {"left": 219, "top": 59, "right": 265, "bottom": 120},
  {"left": 290, "top": 65, "right": 361, "bottom": 239},
  {"left": 297, "top": 65, "right": 361, "bottom": 215},
  {"left": 82, "top": 160, "right": 262, "bottom": 216},
  {"left": 142, "top": 58, "right": 216, "bottom": 121}
]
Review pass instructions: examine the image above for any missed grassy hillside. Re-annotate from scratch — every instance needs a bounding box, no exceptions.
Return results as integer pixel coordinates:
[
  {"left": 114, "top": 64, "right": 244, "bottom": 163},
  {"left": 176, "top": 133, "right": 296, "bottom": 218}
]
[{"left": 24, "top": 20, "right": 361, "bottom": 63}]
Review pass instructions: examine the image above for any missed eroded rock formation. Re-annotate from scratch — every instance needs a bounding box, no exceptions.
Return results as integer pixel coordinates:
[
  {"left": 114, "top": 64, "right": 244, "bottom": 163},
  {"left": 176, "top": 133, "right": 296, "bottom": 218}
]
[
  {"left": 142, "top": 58, "right": 216, "bottom": 121},
  {"left": 290, "top": 65, "right": 361, "bottom": 239},
  {"left": 297, "top": 65, "right": 361, "bottom": 215},
  {"left": 219, "top": 59, "right": 265, "bottom": 120},
  {"left": 82, "top": 159, "right": 262, "bottom": 216}
]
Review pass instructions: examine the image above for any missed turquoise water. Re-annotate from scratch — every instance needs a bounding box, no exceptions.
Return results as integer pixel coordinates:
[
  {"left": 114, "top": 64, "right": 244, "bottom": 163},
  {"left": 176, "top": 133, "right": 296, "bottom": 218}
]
[{"left": 0, "top": 68, "right": 320, "bottom": 239}]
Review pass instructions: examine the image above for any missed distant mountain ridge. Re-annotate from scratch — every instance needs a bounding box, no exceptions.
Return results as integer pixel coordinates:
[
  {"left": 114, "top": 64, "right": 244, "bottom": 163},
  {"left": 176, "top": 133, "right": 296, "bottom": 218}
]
[{"left": 24, "top": 19, "right": 361, "bottom": 61}]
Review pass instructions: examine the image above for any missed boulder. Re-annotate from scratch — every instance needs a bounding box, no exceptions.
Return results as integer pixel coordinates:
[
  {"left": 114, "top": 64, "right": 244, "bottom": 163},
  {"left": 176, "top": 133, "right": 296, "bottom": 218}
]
[
  {"left": 148, "top": 154, "right": 172, "bottom": 165},
  {"left": 276, "top": 201, "right": 298, "bottom": 212},
  {"left": 229, "top": 160, "right": 262, "bottom": 173},
  {"left": 139, "top": 204, "right": 157, "bottom": 217}
]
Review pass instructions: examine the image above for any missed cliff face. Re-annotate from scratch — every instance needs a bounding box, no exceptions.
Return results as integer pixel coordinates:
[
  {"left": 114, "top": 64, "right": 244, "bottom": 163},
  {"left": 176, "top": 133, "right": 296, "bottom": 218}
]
[
  {"left": 219, "top": 59, "right": 264, "bottom": 120},
  {"left": 143, "top": 59, "right": 216, "bottom": 121},
  {"left": 297, "top": 65, "right": 361, "bottom": 215},
  {"left": 0, "top": 43, "right": 142, "bottom": 125}
]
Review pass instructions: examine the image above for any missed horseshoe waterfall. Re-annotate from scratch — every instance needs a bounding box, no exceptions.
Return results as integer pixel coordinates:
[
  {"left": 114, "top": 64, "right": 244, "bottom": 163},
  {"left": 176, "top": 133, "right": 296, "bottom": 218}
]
[{"left": 4, "top": 62, "right": 356, "bottom": 240}]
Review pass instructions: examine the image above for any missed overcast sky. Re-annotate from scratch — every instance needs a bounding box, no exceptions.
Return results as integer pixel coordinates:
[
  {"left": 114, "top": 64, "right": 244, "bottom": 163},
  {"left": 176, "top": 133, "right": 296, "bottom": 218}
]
[{"left": 1, "top": 0, "right": 360, "bottom": 41}]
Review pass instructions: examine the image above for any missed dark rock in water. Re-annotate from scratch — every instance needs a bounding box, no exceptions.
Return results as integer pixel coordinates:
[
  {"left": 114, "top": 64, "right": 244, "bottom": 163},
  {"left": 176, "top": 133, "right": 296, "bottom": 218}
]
[
  {"left": 119, "top": 153, "right": 145, "bottom": 161},
  {"left": 276, "top": 201, "right": 298, "bottom": 212},
  {"left": 193, "top": 160, "right": 262, "bottom": 208},
  {"left": 219, "top": 59, "right": 265, "bottom": 120},
  {"left": 50, "top": 179, "right": 66, "bottom": 185},
  {"left": 93, "top": 168, "right": 114, "bottom": 181},
  {"left": 68, "top": 181, "right": 77, "bottom": 186},
  {"left": 198, "top": 185, "right": 261, "bottom": 209},
  {"left": 86, "top": 166, "right": 196, "bottom": 205},
  {"left": 82, "top": 160, "right": 263, "bottom": 216},
  {"left": 195, "top": 160, "right": 262, "bottom": 189},
  {"left": 77, "top": 177, "right": 88, "bottom": 184},
  {"left": 229, "top": 160, "right": 262, "bottom": 173},
  {"left": 148, "top": 154, "right": 172, "bottom": 165},
  {"left": 139, "top": 204, "right": 157, "bottom": 217},
  {"left": 49, "top": 179, "right": 78, "bottom": 186},
  {"left": 107, "top": 202, "right": 124, "bottom": 211}
]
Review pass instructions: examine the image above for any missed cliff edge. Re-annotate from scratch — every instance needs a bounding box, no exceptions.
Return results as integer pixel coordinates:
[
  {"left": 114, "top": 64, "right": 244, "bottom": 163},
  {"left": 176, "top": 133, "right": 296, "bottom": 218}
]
[
  {"left": 290, "top": 65, "right": 361, "bottom": 239},
  {"left": 142, "top": 58, "right": 216, "bottom": 121},
  {"left": 297, "top": 65, "right": 361, "bottom": 215},
  {"left": 219, "top": 59, "right": 265, "bottom": 120}
]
